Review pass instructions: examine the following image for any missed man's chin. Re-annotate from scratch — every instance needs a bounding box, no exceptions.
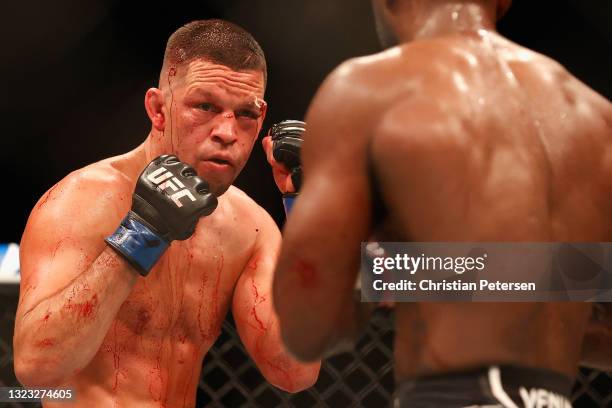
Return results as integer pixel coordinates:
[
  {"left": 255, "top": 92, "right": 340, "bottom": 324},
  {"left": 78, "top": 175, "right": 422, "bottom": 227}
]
[
  {"left": 209, "top": 182, "right": 231, "bottom": 197},
  {"left": 195, "top": 163, "right": 235, "bottom": 196},
  {"left": 198, "top": 174, "right": 233, "bottom": 197}
]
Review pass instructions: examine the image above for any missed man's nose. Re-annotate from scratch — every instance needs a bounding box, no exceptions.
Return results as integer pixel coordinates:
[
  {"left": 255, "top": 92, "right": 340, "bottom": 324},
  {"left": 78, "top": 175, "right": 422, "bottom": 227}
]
[{"left": 211, "top": 112, "right": 238, "bottom": 146}]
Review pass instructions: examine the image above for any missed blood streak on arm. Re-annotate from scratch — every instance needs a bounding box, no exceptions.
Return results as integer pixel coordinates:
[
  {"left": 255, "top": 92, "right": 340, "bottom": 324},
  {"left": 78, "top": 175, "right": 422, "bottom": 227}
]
[
  {"left": 42, "top": 311, "right": 51, "bottom": 323},
  {"left": 212, "top": 253, "right": 224, "bottom": 324},
  {"left": 62, "top": 292, "right": 99, "bottom": 319},
  {"left": 250, "top": 277, "right": 267, "bottom": 332},
  {"left": 36, "top": 183, "right": 60, "bottom": 210},
  {"left": 112, "top": 320, "right": 121, "bottom": 392}
]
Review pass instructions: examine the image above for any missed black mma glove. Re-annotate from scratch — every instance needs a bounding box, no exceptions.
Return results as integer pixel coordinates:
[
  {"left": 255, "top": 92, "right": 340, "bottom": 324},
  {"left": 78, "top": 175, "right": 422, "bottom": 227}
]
[
  {"left": 269, "top": 120, "right": 305, "bottom": 214},
  {"left": 105, "top": 155, "right": 217, "bottom": 276}
]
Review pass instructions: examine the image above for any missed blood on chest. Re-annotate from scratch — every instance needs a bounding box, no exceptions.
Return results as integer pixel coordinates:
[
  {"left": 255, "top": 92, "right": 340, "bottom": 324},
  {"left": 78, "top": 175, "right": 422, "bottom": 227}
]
[{"left": 113, "top": 241, "right": 244, "bottom": 347}]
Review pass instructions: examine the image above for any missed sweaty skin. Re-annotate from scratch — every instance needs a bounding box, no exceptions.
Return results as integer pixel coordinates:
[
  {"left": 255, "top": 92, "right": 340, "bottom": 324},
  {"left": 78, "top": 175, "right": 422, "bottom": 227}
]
[
  {"left": 14, "top": 59, "right": 319, "bottom": 407},
  {"left": 272, "top": 6, "right": 612, "bottom": 382}
]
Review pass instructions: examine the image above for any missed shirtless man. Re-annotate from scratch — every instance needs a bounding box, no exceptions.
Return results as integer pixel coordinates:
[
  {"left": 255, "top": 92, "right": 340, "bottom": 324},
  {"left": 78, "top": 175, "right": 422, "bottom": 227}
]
[
  {"left": 267, "top": 1, "right": 612, "bottom": 406},
  {"left": 13, "top": 19, "right": 319, "bottom": 407}
]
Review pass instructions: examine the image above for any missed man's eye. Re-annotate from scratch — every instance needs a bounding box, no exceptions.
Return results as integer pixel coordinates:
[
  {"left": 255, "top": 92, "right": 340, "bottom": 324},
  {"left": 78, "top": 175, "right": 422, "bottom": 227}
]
[
  {"left": 236, "top": 110, "right": 259, "bottom": 119},
  {"left": 198, "top": 103, "right": 219, "bottom": 112}
]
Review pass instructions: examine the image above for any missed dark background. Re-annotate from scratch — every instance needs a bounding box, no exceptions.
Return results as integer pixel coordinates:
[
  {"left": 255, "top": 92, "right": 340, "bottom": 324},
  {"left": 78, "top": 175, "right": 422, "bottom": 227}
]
[{"left": 0, "top": 0, "right": 610, "bottom": 242}]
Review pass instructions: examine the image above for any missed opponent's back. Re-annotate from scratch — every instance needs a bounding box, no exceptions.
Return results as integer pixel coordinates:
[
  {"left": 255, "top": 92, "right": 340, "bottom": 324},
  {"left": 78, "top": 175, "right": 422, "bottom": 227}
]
[
  {"left": 368, "top": 32, "right": 612, "bottom": 379},
  {"left": 372, "top": 32, "right": 612, "bottom": 243}
]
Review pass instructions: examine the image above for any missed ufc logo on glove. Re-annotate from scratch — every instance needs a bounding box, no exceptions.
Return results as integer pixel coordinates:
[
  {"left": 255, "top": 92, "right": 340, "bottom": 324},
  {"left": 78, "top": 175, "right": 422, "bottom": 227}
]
[
  {"left": 147, "top": 167, "right": 196, "bottom": 208},
  {"left": 106, "top": 155, "right": 217, "bottom": 276}
]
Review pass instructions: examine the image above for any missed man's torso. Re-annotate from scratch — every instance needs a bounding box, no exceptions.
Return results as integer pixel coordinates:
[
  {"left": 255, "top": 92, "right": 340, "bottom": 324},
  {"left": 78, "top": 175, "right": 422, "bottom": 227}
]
[{"left": 46, "top": 153, "right": 261, "bottom": 407}]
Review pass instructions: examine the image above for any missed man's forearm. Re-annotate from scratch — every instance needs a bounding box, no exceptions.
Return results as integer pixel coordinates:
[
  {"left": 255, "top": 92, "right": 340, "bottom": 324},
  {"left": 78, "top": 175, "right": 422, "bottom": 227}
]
[
  {"left": 14, "top": 247, "right": 138, "bottom": 386},
  {"left": 255, "top": 318, "right": 321, "bottom": 392}
]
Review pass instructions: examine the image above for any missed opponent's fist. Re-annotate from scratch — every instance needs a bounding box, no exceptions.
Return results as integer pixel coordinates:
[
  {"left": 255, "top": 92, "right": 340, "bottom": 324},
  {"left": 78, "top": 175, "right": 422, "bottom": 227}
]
[
  {"left": 132, "top": 155, "right": 217, "bottom": 241},
  {"left": 106, "top": 155, "right": 217, "bottom": 275},
  {"left": 262, "top": 120, "right": 305, "bottom": 193}
]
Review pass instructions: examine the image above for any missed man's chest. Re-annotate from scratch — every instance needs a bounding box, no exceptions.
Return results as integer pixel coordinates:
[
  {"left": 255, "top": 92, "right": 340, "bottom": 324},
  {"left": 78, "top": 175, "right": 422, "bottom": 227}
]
[{"left": 114, "top": 226, "right": 255, "bottom": 345}]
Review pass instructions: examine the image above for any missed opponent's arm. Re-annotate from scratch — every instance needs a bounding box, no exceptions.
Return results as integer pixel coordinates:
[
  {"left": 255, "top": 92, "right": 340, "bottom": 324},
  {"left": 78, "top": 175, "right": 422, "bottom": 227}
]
[
  {"left": 232, "top": 208, "right": 320, "bottom": 392},
  {"left": 272, "top": 65, "right": 376, "bottom": 362}
]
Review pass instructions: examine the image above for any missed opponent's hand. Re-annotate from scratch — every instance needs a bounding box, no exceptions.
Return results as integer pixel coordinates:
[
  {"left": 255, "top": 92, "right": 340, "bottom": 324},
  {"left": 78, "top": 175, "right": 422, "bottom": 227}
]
[
  {"left": 262, "top": 120, "right": 305, "bottom": 194},
  {"left": 106, "top": 155, "right": 217, "bottom": 275}
]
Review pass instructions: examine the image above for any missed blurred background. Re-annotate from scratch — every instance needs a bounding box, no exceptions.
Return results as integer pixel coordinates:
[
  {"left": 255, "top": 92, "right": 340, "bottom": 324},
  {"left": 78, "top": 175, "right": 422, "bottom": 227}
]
[
  {"left": 0, "top": 0, "right": 611, "bottom": 406},
  {"left": 0, "top": 0, "right": 611, "bottom": 238}
]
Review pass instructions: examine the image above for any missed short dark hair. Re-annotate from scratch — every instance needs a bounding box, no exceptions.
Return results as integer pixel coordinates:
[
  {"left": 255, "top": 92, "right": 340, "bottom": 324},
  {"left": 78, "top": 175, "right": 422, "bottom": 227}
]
[{"left": 164, "top": 19, "right": 267, "bottom": 85}]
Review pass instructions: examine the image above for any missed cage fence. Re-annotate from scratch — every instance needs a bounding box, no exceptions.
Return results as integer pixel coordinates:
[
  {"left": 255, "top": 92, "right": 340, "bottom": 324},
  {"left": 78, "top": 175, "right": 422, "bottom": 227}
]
[{"left": 0, "top": 294, "right": 610, "bottom": 407}]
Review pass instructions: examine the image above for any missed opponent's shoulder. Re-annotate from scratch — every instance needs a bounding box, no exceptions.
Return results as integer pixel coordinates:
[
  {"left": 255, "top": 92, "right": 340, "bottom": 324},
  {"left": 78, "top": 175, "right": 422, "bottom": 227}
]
[
  {"left": 318, "top": 47, "right": 426, "bottom": 101},
  {"left": 322, "top": 47, "right": 405, "bottom": 87},
  {"left": 543, "top": 56, "right": 612, "bottom": 114},
  {"left": 303, "top": 50, "right": 406, "bottom": 147},
  {"left": 326, "top": 38, "right": 484, "bottom": 102}
]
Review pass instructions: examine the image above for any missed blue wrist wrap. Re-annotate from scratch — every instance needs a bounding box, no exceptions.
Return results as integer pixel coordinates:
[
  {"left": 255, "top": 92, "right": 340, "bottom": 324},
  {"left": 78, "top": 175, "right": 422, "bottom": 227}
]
[
  {"left": 105, "top": 214, "right": 169, "bottom": 276},
  {"left": 282, "top": 194, "right": 297, "bottom": 215}
]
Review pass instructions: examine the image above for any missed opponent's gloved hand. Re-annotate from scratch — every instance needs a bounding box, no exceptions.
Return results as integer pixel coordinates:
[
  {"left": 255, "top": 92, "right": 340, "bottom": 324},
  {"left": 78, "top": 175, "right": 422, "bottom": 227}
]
[
  {"left": 105, "top": 155, "right": 217, "bottom": 276},
  {"left": 263, "top": 120, "right": 305, "bottom": 214}
]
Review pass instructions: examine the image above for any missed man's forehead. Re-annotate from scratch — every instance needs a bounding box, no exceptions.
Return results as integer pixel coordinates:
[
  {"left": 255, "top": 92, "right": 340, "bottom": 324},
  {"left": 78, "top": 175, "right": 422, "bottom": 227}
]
[
  {"left": 179, "top": 59, "right": 265, "bottom": 96},
  {"left": 186, "top": 87, "right": 266, "bottom": 109}
]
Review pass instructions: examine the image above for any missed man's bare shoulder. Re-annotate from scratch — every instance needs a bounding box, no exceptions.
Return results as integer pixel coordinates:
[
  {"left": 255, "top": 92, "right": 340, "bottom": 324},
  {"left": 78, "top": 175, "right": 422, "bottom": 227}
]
[
  {"left": 222, "top": 186, "right": 277, "bottom": 228},
  {"left": 31, "top": 156, "right": 135, "bottom": 219},
  {"left": 78, "top": 154, "right": 137, "bottom": 190}
]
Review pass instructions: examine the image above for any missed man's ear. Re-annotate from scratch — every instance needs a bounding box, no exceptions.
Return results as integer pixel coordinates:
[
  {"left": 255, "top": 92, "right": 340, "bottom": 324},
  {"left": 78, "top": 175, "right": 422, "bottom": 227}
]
[{"left": 144, "top": 88, "right": 165, "bottom": 131}]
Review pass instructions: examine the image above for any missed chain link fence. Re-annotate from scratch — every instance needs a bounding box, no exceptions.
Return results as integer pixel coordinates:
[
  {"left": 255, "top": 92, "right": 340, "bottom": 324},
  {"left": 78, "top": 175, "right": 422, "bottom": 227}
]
[{"left": 1, "top": 291, "right": 610, "bottom": 407}]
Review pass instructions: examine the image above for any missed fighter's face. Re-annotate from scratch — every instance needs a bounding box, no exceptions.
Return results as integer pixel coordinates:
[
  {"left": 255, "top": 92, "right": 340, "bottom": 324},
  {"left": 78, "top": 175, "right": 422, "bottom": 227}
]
[
  {"left": 165, "top": 59, "right": 266, "bottom": 196},
  {"left": 371, "top": 0, "right": 400, "bottom": 48}
]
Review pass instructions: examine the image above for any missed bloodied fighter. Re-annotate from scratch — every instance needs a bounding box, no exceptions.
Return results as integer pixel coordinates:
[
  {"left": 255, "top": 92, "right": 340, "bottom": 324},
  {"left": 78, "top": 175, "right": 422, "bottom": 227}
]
[{"left": 14, "top": 19, "right": 320, "bottom": 407}]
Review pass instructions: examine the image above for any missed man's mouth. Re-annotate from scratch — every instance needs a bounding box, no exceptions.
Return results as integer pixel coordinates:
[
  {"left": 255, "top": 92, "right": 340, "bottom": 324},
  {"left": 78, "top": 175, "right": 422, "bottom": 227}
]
[
  {"left": 208, "top": 158, "right": 231, "bottom": 166},
  {"left": 201, "top": 156, "right": 234, "bottom": 171}
]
